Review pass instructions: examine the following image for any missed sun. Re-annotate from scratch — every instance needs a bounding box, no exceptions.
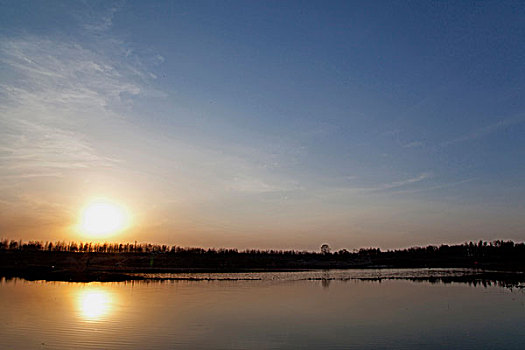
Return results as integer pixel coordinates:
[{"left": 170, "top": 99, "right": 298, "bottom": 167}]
[{"left": 79, "top": 199, "right": 130, "bottom": 238}]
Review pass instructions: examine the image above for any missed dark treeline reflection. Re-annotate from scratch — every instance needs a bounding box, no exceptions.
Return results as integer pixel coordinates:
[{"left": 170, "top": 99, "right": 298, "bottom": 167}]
[
  {"left": 309, "top": 274, "right": 525, "bottom": 290},
  {"left": 3, "top": 272, "right": 524, "bottom": 290}
]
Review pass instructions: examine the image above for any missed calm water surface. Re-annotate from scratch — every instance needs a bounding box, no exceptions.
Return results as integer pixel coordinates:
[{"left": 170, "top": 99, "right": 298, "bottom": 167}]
[{"left": 1, "top": 269, "right": 524, "bottom": 349}]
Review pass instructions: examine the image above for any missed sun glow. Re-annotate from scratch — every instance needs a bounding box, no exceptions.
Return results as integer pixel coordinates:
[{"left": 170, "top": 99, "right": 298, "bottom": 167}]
[
  {"left": 76, "top": 287, "right": 115, "bottom": 321},
  {"left": 79, "top": 199, "right": 130, "bottom": 238}
]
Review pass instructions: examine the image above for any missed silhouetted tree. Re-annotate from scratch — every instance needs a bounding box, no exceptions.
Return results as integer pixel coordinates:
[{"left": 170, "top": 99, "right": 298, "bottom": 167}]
[{"left": 321, "top": 244, "right": 331, "bottom": 255}]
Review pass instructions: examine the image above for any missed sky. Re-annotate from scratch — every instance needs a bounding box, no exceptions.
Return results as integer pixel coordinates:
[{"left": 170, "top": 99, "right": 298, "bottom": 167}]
[{"left": 1, "top": 0, "right": 525, "bottom": 250}]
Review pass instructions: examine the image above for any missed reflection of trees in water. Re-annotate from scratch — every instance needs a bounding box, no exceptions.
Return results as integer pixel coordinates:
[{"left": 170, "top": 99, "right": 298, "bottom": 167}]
[
  {"left": 320, "top": 270, "right": 331, "bottom": 288},
  {"left": 359, "top": 275, "right": 525, "bottom": 290},
  {"left": 2, "top": 271, "right": 525, "bottom": 292},
  {"left": 118, "top": 275, "right": 525, "bottom": 290},
  {"left": 402, "top": 276, "right": 525, "bottom": 290},
  {"left": 306, "top": 272, "right": 525, "bottom": 291}
]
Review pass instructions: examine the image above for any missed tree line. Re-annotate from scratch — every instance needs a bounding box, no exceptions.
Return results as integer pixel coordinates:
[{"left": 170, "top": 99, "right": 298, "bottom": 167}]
[{"left": 1, "top": 238, "right": 524, "bottom": 260}]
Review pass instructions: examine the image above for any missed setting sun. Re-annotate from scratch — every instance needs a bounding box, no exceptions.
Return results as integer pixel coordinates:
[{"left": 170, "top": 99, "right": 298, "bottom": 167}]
[{"left": 78, "top": 199, "right": 130, "bottom": 238}]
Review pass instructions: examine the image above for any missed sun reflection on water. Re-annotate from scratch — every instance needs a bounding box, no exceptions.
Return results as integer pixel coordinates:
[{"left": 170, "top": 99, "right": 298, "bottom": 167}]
[{"left": 76, "top": 286, "right": 115, "bottom": 321}]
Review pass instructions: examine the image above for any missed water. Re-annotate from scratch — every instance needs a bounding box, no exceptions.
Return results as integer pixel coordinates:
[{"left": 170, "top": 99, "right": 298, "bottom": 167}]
[{"left": 1, "top": 269, "right": 525, "bottom": 349}]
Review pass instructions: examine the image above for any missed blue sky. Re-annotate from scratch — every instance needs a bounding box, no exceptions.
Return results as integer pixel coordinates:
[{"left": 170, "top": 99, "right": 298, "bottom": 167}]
[{"left": 1, "top": 0, "right": 524, "bottom": 249}]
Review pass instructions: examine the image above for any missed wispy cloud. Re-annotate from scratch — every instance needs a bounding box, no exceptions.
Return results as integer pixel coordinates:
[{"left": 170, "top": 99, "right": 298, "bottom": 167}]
[
  {"left": 366, "top": 172, "right": 432, "bottom": 192},
  {"left": 0, "top": 34, "right": 301, "bottom": 212},
  {"left": 385, "top": 172, "right": 431, "bottom": 188},
  {"left": 1, "top": 118, "right": 115, "bottom": 172},
  {"left": 390, "top": 178, "right": 475, "bottom": 195},
  {"left": 0, "top": 35, "right": 147, "bottom": 182},
  {"left": 403, "top": 141, "right": 423, "bottom": 148},
  {"left": 228, "top": 175, "right": 299, "bottom": 194},
  {"left": 314, "top": 173, "right": 433, "bottom": 199},
  {"left": 440, "top": 116, "right": 525, "bottom": 147},
  {"left": 80, "top": 2, "right": 123, "bottom": 33}
]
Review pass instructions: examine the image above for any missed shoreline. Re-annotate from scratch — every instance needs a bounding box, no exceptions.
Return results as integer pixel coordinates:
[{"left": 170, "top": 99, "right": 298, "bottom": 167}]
[{"left": 2, "top": 266, "right": 525, "bottom": 286}]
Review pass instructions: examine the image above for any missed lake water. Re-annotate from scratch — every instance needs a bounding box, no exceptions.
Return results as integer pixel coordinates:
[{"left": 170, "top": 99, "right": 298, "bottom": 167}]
[{"left": 1, "top": 269, "right": 525, "bottom": 349}]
